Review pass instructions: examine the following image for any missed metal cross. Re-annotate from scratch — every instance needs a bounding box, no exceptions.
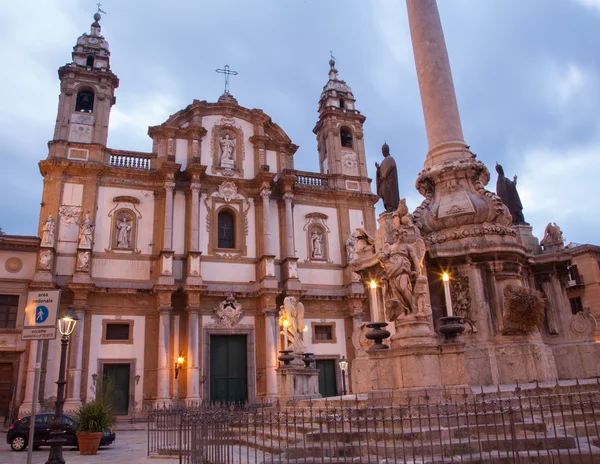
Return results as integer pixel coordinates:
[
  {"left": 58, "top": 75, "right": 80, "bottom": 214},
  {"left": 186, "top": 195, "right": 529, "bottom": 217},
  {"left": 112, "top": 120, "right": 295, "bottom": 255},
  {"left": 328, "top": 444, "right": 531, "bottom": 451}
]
[
  {"left": 97, "top": 3, "right": 106, "bottom": 14},
  {"left": 330, "top": 50, "right": 336, "bottom": 61},
  {"left": 215, "top": 65, "right": 238, "bottom": 94}
]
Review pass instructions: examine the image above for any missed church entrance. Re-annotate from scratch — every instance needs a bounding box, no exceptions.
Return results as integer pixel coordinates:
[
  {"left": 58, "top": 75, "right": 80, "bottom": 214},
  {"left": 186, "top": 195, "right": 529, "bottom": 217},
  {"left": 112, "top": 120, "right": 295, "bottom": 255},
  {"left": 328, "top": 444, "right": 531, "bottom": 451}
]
[
  {"left": 209, "top": 335, "right": 247, "bottom": 404},
  {"left": 102, "top": 364, "right": 130, "bottom": 415},
  {"left": 316, "top": 359, "right": 337, "bottom": 397}
]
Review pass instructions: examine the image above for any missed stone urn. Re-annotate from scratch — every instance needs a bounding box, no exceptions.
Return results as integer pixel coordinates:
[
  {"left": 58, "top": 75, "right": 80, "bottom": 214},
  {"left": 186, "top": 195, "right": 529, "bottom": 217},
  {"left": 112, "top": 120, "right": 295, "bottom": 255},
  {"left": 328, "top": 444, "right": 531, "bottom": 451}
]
[
  {"left": 365, "top": 322, "right": 391, "bottom": 350},
  {"left": 278, "top": 350, "right": 295, "bottom": 365},
  {"left": 439, "top": 316, "right": 465, "bottom": 342}
]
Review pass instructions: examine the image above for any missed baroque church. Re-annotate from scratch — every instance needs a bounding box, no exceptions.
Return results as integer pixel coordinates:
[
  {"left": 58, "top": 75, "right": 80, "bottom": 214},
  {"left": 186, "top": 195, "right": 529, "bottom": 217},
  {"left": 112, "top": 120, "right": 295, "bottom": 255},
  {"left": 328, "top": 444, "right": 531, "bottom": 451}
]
[
  {"left": 18, "top": 12, "right": 376, "bottom": 412},
  {"left": 1, "top": 5, "right": 600, "bottom": 420}
]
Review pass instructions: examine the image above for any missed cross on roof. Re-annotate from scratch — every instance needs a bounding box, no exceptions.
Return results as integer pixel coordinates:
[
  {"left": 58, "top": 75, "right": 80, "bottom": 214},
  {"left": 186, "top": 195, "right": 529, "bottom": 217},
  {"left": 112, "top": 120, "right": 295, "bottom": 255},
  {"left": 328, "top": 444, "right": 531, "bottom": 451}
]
[
  {"left": 97, "top": 3, "right": 106, "bottom": 14},
  {"left": 216, "top": 65, "right": 238, "bottom": 94}
]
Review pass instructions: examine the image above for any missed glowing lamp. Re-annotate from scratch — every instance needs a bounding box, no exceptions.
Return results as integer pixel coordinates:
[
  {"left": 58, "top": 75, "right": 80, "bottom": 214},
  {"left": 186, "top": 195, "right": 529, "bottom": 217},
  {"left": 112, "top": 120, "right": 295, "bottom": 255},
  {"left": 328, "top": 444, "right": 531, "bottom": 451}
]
[
  {"left": 58, "top": 306, "right": 79, "bottom": 336},
  {"left": 369, "top": 280, "right": 377, "bottom": 289}
]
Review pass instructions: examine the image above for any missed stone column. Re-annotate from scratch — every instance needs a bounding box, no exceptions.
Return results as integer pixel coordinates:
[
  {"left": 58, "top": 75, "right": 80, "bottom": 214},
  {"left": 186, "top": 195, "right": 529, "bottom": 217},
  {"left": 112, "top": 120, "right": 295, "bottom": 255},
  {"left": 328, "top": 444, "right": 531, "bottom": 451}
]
[
  {"left": 65, "top": 309, "right": 85, "bottom": 408},
  {"left": 282, "top": 193, "right": 295, "bottom": 257},
  {"left": 20, "top": 340, "right": 40, "bottom": 413},
  {"left": 186, "top": 309, "right": 200, "bottom": 401},
  {"left": 263, "top": 308, "right": 278, "bottom": 397},
  {"left": 163, "top": 180, "right": 175, "bottom": 250},
  {"left": 405, "top": 0, "right": 468, "bottom": 166},
  {"left": 155, "top": 289, "right": 174, "bottom": 403},
  {"left": 261, "top": 188, "right": 272, "bottom": 256},
  {"left": 190, "top": 181, "right": 201, "bottom": 251}
]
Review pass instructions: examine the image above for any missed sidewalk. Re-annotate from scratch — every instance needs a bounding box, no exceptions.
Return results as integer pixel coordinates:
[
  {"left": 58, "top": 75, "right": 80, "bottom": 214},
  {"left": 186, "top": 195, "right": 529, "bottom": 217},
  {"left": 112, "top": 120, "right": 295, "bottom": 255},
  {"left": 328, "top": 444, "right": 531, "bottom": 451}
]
[{"left": 1, "top": 430, "right": 177, "bottom": 464}]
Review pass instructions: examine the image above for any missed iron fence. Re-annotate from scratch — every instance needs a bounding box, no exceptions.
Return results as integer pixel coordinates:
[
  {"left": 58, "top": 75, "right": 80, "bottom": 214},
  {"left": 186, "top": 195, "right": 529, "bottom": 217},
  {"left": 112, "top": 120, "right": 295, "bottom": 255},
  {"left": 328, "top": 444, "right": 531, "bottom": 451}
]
[{"left": 148, "top": 382, "right": 600, "bottom": 463}]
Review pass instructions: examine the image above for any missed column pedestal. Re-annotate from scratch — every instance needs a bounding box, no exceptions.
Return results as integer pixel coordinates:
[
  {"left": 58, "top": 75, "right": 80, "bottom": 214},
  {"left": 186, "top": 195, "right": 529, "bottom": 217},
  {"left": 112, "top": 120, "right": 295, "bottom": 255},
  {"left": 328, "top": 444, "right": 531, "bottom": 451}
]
[{"left": 276, "top": 367, "right": 320, "bottom": 402}]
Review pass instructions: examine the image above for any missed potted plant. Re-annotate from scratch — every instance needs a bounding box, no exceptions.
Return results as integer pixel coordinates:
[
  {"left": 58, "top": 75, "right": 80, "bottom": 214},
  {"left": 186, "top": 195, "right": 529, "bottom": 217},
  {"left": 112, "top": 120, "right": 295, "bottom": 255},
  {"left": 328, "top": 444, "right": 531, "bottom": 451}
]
[{"left": 75, "top": 380, "right": 115, "bottom": 455}]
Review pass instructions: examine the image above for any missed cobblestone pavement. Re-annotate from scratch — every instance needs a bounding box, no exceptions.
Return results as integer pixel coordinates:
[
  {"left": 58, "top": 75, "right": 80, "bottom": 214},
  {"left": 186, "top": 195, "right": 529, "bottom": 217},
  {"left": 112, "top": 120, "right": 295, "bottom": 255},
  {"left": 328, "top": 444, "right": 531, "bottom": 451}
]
[{"left": 0, "top": 430, "right": 177, "bottom": 464}]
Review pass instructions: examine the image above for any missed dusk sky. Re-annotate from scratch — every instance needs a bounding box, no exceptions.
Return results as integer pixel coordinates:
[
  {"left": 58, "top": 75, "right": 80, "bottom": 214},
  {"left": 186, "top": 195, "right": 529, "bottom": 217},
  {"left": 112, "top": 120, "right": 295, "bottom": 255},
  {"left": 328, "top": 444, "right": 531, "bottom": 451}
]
[{"left": 1, "top": 0, "right": 599, "bottom": 245}]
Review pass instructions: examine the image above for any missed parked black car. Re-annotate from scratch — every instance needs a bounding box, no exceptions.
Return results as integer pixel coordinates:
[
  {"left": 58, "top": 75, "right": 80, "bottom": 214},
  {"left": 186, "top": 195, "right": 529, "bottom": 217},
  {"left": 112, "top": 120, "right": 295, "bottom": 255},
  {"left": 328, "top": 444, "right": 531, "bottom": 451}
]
[{"left": 6, "top": 413, "right": 115, "bottom": 451}]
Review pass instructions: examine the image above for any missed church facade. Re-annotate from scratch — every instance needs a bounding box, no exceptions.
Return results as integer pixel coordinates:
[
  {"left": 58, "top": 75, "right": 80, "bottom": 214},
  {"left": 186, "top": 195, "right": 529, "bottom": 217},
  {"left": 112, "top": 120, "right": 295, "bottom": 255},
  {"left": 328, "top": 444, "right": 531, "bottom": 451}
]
[{"left": 17, "top": 13, "right": 376, "bottom": 412}]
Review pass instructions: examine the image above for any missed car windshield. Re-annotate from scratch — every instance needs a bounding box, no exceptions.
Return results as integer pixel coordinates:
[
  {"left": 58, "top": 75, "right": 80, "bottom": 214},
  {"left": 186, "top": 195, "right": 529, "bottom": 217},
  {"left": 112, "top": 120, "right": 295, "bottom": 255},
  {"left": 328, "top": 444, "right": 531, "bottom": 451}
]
[{"left": 17, "top": 417, "right": 30, "bottom": 425}]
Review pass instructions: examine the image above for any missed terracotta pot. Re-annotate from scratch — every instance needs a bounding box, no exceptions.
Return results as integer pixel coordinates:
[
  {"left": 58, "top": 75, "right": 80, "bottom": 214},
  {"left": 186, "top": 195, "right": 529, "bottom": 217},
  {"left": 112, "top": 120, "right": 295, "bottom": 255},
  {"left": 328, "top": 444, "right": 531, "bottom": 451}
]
[{"left": 77, "top": 432, "right": 103, "bottom": 455}]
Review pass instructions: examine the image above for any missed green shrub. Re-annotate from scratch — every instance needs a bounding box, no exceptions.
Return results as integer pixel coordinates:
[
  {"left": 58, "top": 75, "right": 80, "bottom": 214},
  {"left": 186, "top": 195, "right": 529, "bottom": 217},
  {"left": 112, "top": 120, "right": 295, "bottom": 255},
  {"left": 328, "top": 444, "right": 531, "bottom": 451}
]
[{"left": 75, "top": 400, "right": 115, "bottom": 433}]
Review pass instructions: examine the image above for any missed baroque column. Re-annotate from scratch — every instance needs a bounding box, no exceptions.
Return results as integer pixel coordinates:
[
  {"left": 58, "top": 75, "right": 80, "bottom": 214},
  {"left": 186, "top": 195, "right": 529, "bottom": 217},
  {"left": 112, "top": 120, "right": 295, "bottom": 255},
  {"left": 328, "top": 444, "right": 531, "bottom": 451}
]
[
  {"left": 282, "top": 193, "right": 295, "bottom": 258},
  {"left": 185, "top": 290, "right": 201, "bottom": 402},
  {"left": 263, "top": 307, "right": 278, "bottom": 398},
  {"left": 64, "top": 285, "right": 93, "bottom": 409},
  {"left": 155, "top": 289, "right": 175, "bottom": 404},
  {"left": 261, "top": 188, "right": 272, "bottom": 256},
  {"left": 160, "top": 180, "right": 176, "bottom": 280},
  {"left": 406, "top": 0, "right": 514, "bottom": 255}
]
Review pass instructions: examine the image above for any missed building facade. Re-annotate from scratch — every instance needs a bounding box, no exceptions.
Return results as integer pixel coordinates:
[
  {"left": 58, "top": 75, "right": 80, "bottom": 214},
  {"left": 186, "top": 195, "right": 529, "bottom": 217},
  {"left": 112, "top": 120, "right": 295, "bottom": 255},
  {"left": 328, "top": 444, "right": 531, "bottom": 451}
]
[{"left": 18, "top": 13, "right": 376, "bottom": 414}]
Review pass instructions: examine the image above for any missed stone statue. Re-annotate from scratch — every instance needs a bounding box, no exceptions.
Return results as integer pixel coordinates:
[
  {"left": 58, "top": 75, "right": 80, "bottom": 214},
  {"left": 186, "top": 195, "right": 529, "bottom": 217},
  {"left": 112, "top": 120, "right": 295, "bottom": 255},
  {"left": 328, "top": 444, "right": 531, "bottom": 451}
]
[
  {"left": 78, "top": 211, "right": 94, "bottom": 249},
  {"left": 219, "top": 133, "right": 236, "bottom": 167},
  {"left": 279, "top": 296, "right": 306, "bottom": 353},
  {"left": 377, "top": 228, "right": 427, "bottom": 321},
  {"left": 375, "top": 142, "right": 400, "bottom": 212},
  {"left": 116, "top": 215, "right": 132, "bottom": 248},
  {"left": 311, "top": 230, "right": 324, "bottom": 258},
  {"left": 41, "top": 213, "right": 56, "bottom": 246},
  {"left": 540, "top": 222, "right": 564, "bottom": 252},
  {"left": 495, "top": 164, "right": 527, "bottom": 225},
  {"left": 346, "top": 233, "right": 358, "bottom": 264}
]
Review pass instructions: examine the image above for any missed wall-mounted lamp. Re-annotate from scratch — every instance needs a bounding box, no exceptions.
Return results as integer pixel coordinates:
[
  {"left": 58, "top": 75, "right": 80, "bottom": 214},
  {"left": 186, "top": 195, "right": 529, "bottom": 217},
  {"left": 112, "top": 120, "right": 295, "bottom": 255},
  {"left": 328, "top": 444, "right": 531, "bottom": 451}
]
[
  {"left": 134, "top": 374, "right": 141, "bottom": 385},
  {"left": 91, "top": 373, "right": 97, "bottom": 386},
  {"left": 369, "top": 280, "right": 377, "bottom": 289},
  {"left": 175, "top": 352, "right": 184, "bottom": 379},
  {"left": 339, "top": 356, "right": 349, "bottom": 396}
]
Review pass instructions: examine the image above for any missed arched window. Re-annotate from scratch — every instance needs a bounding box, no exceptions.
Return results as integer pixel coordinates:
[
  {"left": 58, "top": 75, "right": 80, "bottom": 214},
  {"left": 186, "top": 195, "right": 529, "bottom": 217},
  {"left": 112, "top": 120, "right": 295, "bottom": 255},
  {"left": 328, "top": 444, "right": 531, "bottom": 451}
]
[
  {"left": 218, "top": 210, "right": 235, "bottom": 249},
  {"left": 75, "top": 90, "right": 94, "bottom": 113},
  {"left": 340, "top": 128, "right": 353, "bottom": 148},
  {"left": 86, "top": 55, "right": 94, "bottom": 67},
  {"left": 339, "top": 99, "right": 345, "bottom": 109}
]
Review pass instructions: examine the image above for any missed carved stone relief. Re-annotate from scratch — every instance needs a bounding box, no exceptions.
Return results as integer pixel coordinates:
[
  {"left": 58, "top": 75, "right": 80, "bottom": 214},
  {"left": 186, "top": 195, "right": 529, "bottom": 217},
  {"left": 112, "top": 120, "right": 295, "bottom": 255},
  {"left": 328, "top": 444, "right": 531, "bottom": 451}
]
[
  {"left": 59, "top": 206, "right": 82, "bottom": 227},
  {"left": 76, "top": 251, "right": 90, "bottom": 271},
  {"left": 38, "top": 250, "right": 53, "bottom": 270},
  {"left": 212, "top": 294, "right": 243, "bottom": 328},
  {"left": 351, "top": 323, "right": 374, "bottom": 358},
  {"left": 450, "top": 275, "right": 477, "bottom": 333},
  {"left": 569, "top": 309, "right": 597, "bottom": 339},
  {"left": 341, "top": 151, "right": 359, "bottom": 176}
]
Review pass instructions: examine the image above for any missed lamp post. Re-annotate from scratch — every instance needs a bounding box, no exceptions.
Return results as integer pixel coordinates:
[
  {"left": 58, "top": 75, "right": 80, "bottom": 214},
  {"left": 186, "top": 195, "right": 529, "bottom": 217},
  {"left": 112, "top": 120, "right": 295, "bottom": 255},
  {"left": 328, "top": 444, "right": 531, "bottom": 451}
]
[
  {"left": 338, "top": 356, "right": 348, "bottom": 396},
  {"left": 46, "top": 306, "right": 79, "bottom": 464}
]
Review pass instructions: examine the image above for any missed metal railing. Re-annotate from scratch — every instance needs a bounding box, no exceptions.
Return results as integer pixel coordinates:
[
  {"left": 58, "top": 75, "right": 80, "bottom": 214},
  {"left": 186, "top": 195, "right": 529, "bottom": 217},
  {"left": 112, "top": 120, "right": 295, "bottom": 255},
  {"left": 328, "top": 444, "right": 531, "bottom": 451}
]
[
  {"left": 148, "top": 383, "right": 600, "bottom": 463},
  {"left": 109, "top": 152, "right": 153, "bottom": 170}
]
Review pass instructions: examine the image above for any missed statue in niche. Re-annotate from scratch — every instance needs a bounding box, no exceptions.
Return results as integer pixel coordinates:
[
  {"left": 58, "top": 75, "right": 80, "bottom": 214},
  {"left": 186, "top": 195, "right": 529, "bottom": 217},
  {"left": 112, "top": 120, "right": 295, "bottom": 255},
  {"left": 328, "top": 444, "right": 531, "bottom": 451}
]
[
  {"left": 115, "top": 214, "right": 132, "bottom": 248},
  {"left": 377, "top": 228, "right": 428, "bottom": 321},
  {"left": 375, "top": 142, "right": 400, "bottom": 212},
  {"left": 279, "top": 296, "right": 306, "bottom": 353},
  {"left": 78, "top": 211, "right": 94, "bottom": 249},
  {"left": 311, "top": 230, "right": 324, "bottom": 258},
  {"left": 219, "top": 133, "right": 236, "bottom": 168},
  {"left": 495, "top": 163, "right": 527, "bottom": 225},
  {"left": 41, "top": 213, "right": 56, "bottom": 246}
]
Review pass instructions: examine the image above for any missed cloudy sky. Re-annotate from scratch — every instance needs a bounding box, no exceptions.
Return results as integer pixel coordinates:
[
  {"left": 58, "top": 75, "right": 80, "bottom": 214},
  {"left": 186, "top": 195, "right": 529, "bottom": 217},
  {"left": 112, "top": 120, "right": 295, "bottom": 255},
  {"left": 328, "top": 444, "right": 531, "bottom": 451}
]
[{"left": 0, "top": 0, "right": 599, "bottom": 245}]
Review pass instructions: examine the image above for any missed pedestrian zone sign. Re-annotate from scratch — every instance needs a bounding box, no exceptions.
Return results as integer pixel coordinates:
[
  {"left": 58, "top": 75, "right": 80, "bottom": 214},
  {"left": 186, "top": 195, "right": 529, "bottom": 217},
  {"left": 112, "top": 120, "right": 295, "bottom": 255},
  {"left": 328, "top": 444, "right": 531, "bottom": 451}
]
[{"left": 22, "top": 290, "right": 61, "bottom": 340}]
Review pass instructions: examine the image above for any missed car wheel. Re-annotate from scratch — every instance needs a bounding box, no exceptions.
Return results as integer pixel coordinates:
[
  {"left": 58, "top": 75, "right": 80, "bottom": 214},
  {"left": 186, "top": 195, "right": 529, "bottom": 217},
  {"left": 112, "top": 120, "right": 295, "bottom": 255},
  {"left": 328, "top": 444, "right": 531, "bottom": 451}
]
[{"left": 10, "top": 434, "right": 27, "bottom": 452}]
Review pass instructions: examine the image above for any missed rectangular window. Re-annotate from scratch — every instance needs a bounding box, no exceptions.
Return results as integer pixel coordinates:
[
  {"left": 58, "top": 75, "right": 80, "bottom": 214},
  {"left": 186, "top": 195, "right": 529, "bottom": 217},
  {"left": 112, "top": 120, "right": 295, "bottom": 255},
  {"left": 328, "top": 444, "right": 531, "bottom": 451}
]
[
  {"left": 569, "top": 297, "right": 584, "bottom": 315},
  {"left": 314, "top": 325, "right": 333, "bottom": 341},
  {"left": 102, "top": 320, "right": 134, "bottom": 344},
  {"left": 0, "top": 295, "right": 19, "bottom": 329}
]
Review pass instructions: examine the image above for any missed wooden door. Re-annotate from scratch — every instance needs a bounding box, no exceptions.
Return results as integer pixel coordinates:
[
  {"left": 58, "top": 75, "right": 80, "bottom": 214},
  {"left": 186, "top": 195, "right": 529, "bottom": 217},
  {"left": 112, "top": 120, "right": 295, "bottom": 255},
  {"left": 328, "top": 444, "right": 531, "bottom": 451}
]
[
  {"left": 316, "top": 359, "right": 337, "bottom": 397},
  {"left": 210, "top": 335, "right": 247, "bottom": 404},
  {"left": 0, "top": 363, "right": 13, "bottom": 417},
  {"left": 102, "top": 364, "right": 130, "bottom": 415}
]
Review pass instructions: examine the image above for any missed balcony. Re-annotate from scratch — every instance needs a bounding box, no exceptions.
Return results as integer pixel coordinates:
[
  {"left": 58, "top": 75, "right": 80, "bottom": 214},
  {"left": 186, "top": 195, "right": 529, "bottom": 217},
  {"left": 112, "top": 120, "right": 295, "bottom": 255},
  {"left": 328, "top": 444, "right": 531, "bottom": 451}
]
[
  {"left": 109, "top": 152, "right": 154, "bottom": 170},
  {"left": 295, "top": 171, "right": 329, "bottom": 188}
]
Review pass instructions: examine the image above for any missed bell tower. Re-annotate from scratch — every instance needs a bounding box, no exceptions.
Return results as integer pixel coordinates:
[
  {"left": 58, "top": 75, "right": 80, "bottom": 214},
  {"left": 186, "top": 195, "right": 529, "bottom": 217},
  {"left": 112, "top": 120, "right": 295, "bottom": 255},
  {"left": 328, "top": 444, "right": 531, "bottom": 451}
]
[
  {"left": 52, "top": 12, "right": 119, "bottom": 152},
  {"left": 313, "top": 58, "right": 370, "bottom": 192}
]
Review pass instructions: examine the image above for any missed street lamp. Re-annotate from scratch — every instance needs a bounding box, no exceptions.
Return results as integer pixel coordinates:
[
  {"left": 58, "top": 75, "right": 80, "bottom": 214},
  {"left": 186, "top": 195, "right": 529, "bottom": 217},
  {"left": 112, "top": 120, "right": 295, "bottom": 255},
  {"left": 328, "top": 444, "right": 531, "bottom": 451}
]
[
  {"left": 46, "top": 306, "right": 79, "bottom": 464},
  {"left": 174, "top": 353, "right": 184, "bottom": 379},
  {"left": 339, "top": 356, "right": 349, "bottom": 396}
]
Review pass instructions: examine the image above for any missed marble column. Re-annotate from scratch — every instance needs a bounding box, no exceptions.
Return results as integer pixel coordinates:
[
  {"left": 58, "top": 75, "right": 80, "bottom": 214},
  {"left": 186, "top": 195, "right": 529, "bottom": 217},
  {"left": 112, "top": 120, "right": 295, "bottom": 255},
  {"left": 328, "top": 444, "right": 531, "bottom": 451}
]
[
  {"left": 163, "top": 181, "right": 175, "bottom": 250},
  {"left": 261, "top": 188, "right": 272, "bottom": 256},
  {"left": 190, "top": 182, "right": 201, "bottom": 251},
  {"left": 405, "top": 0, "right": 468, "bottom": 166},
  {"left": 156, "top": 309, "right": 171, "bottom": 402},
  {"left": 64, "top": 307, "right": 85, "bottom": 409},
  {"left": 263, "top": 309, "right": 278, "bottom": 397},
  {"left": 282, "top": 193, "right": 295, "bottom": 258},
  {"left": 186, "top": 309, "right": 200, "bottom": 402}
]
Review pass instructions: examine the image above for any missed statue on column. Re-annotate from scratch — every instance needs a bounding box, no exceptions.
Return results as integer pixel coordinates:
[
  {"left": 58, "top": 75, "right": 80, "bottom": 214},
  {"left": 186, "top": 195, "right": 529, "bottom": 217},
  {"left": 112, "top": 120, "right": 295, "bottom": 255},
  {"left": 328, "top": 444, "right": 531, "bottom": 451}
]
[
  {"left": 375, "top": 142, "right": 400, "bottom": 212},
  {"left": 279, "top": 296, "right": 306, "bottom": 353},
  {"left": 78, "top": 211, "right": 94, "bottom": 249},
  {"left": 495, "top": 163, "right": 527, "bottom": 225}
]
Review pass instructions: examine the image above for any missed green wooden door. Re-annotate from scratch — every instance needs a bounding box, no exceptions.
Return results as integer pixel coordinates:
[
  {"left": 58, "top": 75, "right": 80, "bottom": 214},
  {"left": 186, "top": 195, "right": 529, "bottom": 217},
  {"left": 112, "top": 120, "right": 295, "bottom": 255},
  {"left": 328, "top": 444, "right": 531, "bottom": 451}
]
[
  {"left": 210, "top": 335, "right": 247, "bottom": 404},
  {"left": 103, "top": 364, "right": 130, "bottom": 415},
  {"left": 316, "top": 360, "right": 337, "bottom": 397}
]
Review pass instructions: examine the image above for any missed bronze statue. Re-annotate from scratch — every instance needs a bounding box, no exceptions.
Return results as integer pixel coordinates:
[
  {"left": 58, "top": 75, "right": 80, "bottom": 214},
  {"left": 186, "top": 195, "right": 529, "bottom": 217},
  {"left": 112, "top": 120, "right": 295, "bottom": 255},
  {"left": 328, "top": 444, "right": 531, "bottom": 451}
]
[
  {"left": 495, "top": 163, "right": 527, "bottom": 225},
  {"left": 375, "top": 142, "right": 399, "bottom": 212}
]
